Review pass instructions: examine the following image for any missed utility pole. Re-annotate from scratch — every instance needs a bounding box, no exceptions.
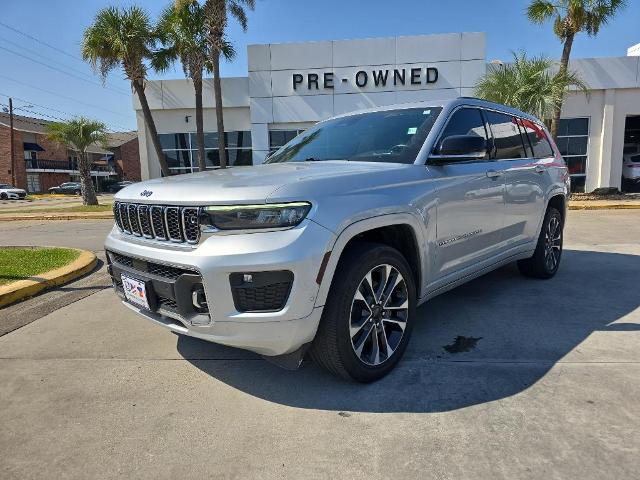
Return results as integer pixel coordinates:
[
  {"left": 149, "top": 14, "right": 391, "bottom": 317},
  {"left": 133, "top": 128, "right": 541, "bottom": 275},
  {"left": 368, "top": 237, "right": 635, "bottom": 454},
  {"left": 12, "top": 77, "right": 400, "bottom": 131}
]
[{"left": 9, "top": 98, "right": 15, "bottom": 186}]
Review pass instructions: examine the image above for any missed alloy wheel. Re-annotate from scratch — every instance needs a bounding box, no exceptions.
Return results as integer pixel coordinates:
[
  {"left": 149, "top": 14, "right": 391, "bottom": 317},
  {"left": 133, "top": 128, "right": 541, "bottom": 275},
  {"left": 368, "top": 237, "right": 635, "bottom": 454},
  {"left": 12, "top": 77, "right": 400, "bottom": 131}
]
[
  {"left": 544, "top": 215, "right": 562, "bottom": 271},
  {"left": 349, "top": 264, "right": 409, "bottom": 366}
]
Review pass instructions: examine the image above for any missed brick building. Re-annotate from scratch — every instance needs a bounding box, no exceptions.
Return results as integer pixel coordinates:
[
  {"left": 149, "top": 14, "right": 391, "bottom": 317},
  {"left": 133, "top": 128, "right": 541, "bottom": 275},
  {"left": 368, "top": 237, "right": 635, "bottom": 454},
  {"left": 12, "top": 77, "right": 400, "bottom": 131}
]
[{"left": 0, "top": 112, "right": 140, "bottom": 192}]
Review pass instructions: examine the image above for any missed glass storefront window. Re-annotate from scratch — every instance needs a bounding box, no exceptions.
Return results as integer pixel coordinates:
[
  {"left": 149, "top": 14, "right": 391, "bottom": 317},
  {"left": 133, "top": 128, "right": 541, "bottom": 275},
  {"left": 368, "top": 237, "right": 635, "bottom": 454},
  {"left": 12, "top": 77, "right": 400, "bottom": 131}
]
[
  {"left": 161, "top": 131, "right": 253, "bottom": 175},
  {"left": 558, "top": 118, "right": 589, "bottom": 177},
  {"left": 269, "top": 130, "right": 305, "bottom": 153},
  {"left": 159, "top": 133, "right": 189, "bottom": 150}
]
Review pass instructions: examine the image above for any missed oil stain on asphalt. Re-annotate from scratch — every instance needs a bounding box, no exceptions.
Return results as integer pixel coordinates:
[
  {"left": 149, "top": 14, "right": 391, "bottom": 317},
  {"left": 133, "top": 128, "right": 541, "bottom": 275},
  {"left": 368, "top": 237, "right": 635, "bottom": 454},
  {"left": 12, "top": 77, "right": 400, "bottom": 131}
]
[{"left": 443, "top": 336, "right": 482, "bottom": 354}]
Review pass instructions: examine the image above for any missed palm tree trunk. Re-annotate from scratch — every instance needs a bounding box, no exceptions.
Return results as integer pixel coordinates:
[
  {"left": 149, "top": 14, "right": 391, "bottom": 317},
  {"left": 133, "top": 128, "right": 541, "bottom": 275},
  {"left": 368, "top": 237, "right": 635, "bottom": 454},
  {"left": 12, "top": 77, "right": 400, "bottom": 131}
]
[
  {"left": 212, "top": 50, "right": 227, "bottom": 169},
  {"left": 550, "top": 34, "right": 575, "bottom": 140},
  {"left": 78, "top": 151, "right": 98, "bottom": 206},
  {"left": 193, "top": 74, "right": 206, "bottom": 171},
  {"left": 133, "top": 79, "right": 170, "bottom": 176}
]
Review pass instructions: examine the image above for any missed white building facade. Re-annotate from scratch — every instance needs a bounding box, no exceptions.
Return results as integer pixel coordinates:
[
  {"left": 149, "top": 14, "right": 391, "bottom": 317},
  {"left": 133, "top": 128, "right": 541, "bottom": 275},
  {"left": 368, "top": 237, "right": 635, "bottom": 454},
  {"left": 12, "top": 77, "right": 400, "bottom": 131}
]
[{"left": 134, "top": 32, "right": 640, "bottom": 192}]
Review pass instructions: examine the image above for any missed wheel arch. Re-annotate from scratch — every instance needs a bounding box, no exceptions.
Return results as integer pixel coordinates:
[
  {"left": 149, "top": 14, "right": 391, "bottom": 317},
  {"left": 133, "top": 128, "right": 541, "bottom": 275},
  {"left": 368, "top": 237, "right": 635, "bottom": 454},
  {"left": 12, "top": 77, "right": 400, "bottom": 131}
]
[{"left": 314, "top": 213, "right": 427, "bottom": 309}]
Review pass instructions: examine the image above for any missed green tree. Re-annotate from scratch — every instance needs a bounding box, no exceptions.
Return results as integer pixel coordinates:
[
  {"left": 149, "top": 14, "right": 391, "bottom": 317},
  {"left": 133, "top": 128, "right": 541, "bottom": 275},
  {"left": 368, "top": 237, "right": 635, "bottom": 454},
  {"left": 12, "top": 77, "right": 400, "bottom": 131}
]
[
  {"left": 154, "top": 1, "right": 235, "bottom": 171},
  {"left": 47, "top": 118, "right": 108, "bottom": 206},
  {"left": 203, "top": 0, "right": 255, "bottom": 169},
  {"left": 474, "top": 51, "right": 587, "bottom": 121},
  {"left": 82, "top": 6, "right": 170, "bottom": 176},
  {"left": 527, "top": 0, "right": 626, "bottom": 139}
]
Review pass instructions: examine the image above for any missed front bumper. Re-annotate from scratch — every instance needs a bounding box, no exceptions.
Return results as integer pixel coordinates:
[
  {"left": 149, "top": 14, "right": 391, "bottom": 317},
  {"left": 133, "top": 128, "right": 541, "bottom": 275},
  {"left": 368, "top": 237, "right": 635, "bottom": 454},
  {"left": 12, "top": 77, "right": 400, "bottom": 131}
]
[{"left": 105, "top": 219, "right": 335, "bottom": 356}]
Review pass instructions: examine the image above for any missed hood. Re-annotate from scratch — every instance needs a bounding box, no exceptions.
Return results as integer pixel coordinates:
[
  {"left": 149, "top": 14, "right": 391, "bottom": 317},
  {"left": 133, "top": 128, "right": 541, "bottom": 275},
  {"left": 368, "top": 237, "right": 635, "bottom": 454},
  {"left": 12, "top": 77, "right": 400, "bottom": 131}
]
[
  {"left": 1, "top": 188, "right": 26, "bottom": 193},
  {"left": 115, "top": 161, "right": 413, "bottom": 205}
]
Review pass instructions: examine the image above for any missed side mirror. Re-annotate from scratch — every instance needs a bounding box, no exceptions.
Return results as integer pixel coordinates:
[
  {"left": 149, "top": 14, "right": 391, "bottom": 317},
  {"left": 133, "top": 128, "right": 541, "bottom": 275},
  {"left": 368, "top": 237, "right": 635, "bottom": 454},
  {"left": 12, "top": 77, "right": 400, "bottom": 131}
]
[{"left": 429, "top": 135, "right": 487, "bottom": 163}]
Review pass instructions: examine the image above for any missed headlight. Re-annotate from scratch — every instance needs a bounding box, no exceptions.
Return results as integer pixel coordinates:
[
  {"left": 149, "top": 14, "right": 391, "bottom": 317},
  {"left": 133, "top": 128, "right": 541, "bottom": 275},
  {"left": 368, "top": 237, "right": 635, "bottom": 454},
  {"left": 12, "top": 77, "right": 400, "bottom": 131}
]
[{"left": 201, "top": 202, "right": 311, "bottom": 230}]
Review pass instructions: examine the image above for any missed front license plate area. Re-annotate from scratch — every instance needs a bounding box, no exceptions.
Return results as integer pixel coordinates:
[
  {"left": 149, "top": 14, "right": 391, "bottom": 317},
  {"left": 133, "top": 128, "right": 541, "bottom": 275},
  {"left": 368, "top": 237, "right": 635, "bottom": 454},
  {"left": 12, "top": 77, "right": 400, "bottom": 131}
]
[{"left": 121, "top": 274, "right": 151, "bottom": 310}]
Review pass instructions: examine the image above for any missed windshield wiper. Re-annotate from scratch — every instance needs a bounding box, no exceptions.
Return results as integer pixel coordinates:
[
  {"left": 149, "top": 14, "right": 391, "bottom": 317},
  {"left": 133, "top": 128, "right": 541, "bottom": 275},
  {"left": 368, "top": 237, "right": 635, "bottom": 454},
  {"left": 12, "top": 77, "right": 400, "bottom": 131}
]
[{"left": 303, "top": 157, "right": 320, "bottom": 162}]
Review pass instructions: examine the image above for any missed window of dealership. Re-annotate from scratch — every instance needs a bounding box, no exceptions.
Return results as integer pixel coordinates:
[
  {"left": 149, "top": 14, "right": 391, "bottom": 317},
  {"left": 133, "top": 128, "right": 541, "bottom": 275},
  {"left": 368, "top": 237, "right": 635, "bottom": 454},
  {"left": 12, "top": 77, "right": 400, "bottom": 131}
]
[{"left": 134, "top": 32, "right": 640, "bottom": 192}]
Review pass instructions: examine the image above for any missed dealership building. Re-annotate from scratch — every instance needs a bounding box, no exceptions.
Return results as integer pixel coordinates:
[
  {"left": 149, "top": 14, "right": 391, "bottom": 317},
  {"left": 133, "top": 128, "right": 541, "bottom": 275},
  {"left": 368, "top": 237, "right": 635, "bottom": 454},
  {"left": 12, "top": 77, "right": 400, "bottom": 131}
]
[{"left": 134, "top": 32, "right": 640, "bottom": 192}]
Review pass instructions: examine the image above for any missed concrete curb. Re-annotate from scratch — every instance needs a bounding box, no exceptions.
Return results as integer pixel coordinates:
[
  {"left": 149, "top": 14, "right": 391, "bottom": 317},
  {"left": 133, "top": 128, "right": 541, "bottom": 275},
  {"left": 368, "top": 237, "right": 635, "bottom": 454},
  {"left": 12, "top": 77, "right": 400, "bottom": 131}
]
[
  {"left": 0, "top": 213, "right": 113, "bottom": 221},
  {"left": 568, "top": 203, "right": 640, "bottom": 210},
  {"left": 0, "top": 247, "right": 98, "bottom": 308}
]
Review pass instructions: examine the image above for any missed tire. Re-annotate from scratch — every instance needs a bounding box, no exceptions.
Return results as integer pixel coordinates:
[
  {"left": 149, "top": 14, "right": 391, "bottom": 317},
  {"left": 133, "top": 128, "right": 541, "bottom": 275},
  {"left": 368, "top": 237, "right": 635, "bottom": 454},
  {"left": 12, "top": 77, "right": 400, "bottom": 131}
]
[
  {"left": 517, "top": 207, "right": 563, "bottom": 279},
  {"left": 0, "top": 193, "right": 7, "bottom": 200},
  {"left": 310, "top": 243, "right": 416, "bottom": 383},
  {"left": 75, "top": 190, "right": 81, "bottom": 196}
]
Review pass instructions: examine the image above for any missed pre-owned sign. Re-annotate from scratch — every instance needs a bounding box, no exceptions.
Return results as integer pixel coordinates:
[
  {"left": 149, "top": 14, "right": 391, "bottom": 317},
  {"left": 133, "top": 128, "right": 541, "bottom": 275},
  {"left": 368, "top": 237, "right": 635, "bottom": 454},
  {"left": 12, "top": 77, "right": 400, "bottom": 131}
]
[{"left": 293, "top": 67, "right": 439, "bottom": 90}]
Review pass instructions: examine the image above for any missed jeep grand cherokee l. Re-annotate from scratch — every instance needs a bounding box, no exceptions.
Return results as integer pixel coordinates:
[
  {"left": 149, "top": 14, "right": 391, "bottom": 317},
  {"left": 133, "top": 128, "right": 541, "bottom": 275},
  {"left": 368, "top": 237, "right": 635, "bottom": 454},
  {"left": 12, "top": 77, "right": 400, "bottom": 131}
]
[{"left": 105, "top": 97, "right": 569, "bottom": 382}]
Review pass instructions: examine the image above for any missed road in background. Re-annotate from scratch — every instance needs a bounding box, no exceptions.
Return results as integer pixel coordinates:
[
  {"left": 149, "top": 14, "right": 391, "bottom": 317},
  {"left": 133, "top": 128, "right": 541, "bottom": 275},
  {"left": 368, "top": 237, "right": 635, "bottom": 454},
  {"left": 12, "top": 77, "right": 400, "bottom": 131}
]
[{"left": 0, "top": 211, "right": 639, "bottom": 479}]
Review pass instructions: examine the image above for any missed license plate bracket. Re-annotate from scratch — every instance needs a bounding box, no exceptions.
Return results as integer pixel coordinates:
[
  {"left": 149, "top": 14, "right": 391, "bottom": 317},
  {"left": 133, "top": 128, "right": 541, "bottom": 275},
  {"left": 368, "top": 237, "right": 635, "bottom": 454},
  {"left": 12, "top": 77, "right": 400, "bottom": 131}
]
[{"left": 121, "top": 274, "right": 152, "bottom": 310}]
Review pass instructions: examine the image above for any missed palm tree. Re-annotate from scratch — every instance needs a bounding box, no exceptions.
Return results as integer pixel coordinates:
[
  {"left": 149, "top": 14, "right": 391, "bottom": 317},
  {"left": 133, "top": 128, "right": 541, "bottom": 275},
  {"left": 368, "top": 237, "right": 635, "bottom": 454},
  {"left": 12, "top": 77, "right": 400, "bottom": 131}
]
[
  {"left": 154, "top": 1, "right": 235, "bottom": 171},
  {"left": 82, "top": 6, "right": 170, "bottom": 177},
  {"left": 527, "top": 0, "right": 626, "bottom": 139},
  {"left": 204, "top": 0, "right": 255, "bottom": 169},
  {"left": 47, "top": 118, "right": 108, "bottom": 206},
  {"left": 474, "top": 51, "right": 587, "bottom": 121}
]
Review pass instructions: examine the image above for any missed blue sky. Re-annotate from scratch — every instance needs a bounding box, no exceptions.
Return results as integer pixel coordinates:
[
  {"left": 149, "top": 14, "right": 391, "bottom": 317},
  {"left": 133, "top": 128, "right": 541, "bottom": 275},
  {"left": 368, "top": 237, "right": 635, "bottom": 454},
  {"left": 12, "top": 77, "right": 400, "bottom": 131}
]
[{"left": 1, "top": 0, "right": 638, "bottom": 131}]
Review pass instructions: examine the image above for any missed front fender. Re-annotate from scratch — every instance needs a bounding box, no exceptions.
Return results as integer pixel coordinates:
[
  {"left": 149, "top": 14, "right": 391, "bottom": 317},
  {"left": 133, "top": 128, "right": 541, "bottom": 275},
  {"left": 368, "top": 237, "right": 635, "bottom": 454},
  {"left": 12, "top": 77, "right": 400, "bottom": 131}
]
[{"left": 313, "top": 212, "right": 429, "bottom": 309}]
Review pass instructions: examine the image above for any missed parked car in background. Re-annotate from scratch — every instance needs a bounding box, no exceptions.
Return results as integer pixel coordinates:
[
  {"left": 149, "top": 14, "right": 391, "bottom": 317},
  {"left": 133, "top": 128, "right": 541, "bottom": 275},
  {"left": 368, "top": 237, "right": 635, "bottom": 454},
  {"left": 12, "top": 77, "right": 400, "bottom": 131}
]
[
  {"left": 0, "top": 183, "right": 27, "bottom": 200},
  {"left": 622, "top": 151, "right": 640, "bottom": 189},
  {"left": 108, "top": 181, "right": 136, "bottom": 193},
  {"left": 49, "top": 182, "right": 82, "bottom": 195},
  {"left": 106, "top": 97, "right": 569, "bottom": 382}
]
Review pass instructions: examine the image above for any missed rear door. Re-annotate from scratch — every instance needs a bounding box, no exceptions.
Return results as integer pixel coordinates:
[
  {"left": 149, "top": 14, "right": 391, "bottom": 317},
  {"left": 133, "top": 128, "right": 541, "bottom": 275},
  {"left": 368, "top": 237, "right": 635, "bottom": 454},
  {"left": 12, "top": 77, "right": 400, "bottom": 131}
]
[
  {"left": 430, "top": 107, "right": 507, "bottom": 281},
  {"left": 492, "top": 113, "right": 553, "bottom": 247}
]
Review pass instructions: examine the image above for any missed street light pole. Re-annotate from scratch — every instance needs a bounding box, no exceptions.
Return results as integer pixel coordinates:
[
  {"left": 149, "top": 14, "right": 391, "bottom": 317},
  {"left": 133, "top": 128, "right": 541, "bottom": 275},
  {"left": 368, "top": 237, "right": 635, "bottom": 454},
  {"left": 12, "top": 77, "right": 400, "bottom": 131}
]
[{"left": 9, "top": 98, "right": 15, "bottom": 186}]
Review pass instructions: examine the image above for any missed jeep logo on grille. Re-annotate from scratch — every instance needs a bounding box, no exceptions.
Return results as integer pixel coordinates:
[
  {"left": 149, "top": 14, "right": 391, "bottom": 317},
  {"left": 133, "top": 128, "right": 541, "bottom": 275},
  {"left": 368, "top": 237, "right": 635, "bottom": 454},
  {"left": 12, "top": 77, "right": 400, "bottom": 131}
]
[{"left": 140, "top": 190, "right": 153, "bottom": 197}]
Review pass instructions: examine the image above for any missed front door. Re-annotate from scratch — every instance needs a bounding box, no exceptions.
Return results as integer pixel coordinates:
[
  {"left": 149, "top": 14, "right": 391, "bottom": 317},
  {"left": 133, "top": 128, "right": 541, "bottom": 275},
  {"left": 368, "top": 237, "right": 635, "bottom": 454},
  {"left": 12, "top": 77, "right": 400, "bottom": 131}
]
[{"left": 429, "top": 107, "right": 507, "bottom": 281}]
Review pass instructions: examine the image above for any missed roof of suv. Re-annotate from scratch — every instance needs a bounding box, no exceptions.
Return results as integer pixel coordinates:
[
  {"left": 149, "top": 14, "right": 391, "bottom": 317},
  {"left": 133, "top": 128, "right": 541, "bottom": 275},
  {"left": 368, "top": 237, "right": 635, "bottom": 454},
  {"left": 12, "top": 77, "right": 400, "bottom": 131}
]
[{"left": 330, "top": 97, "right": 542, "bottom": 124}]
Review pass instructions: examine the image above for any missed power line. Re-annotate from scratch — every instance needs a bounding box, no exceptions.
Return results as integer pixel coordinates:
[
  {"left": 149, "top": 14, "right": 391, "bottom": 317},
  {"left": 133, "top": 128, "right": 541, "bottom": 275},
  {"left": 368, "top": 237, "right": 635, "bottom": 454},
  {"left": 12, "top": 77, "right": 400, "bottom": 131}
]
[
  {"left": 0, "top": 74, "right": 133, "bottom": 121},
  {"left": 0, "top": 101, "right": 130, "bottom": 133},
  {"left": 0, "top": 20, "right": 83, "bottom": 63},
  {"left": 0, "top": 45, "right": 129, "bottom": 96},
  {"left": 0, "top": 35, "right": 129, "bottom": 94},
  {"left": 0, "top": 92, "right": 133, "bottom": 131}
]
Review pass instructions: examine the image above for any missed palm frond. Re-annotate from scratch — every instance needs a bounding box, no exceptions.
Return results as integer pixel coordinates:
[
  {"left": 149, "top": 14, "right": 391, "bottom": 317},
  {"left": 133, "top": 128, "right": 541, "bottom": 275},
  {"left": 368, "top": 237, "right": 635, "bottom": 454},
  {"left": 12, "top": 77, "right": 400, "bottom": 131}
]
[{"left": 474, "top": 50, "right": 587, "bottom": 121}]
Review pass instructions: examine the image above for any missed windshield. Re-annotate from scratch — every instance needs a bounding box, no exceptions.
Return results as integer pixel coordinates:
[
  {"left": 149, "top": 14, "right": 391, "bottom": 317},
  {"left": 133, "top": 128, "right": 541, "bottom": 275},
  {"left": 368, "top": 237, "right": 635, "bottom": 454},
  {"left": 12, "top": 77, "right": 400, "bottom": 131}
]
[{"left": 266, "top": 107, "right": 442, "bottom": 164}]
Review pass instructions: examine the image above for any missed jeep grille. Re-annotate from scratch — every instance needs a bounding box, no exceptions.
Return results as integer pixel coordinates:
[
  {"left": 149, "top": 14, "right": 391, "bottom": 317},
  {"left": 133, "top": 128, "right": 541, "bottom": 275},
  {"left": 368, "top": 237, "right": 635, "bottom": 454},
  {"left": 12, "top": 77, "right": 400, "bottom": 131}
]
[{"left": 113, "top": 202, "right": 201, "bottom": 244}]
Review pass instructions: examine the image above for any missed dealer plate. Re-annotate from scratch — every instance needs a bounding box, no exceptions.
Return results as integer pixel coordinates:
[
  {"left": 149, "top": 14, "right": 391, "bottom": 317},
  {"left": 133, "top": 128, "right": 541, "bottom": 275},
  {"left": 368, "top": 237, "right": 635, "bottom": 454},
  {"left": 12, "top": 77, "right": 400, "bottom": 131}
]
[{"left": 121, "top": 274, "right": 150, "bottom": 310}]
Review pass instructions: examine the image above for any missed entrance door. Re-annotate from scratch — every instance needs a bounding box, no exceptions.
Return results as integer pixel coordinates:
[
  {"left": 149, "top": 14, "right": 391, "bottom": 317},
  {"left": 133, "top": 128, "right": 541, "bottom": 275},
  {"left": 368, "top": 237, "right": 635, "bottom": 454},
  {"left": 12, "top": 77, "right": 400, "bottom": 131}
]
[
  {"left": 430, "top": 107, "right": 507, "bottom": 281},
  {"left": 26, "top": 174, "right": 40, "bottom": 193}
]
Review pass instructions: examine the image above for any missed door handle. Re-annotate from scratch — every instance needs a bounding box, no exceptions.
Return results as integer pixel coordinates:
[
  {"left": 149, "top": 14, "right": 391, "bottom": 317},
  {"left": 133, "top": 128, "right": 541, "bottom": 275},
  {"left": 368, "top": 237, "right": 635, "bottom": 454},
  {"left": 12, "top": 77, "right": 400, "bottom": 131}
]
[
  {"left": 534, "top": 165, "right": 546, "bottom": 174},
  {"left": 486, "top": 170, "right": 503, "bottom": 179}
]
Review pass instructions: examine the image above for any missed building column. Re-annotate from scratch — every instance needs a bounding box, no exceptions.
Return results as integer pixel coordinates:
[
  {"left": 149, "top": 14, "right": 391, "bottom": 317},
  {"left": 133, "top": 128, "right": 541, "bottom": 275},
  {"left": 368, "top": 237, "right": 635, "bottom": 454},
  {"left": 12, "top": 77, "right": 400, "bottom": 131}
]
[
  {"left": 595, "top": 89, "right": 618, "bottom": 190},
  {"left": 250, "top": 123, "right": 270, "bottom": 165}
]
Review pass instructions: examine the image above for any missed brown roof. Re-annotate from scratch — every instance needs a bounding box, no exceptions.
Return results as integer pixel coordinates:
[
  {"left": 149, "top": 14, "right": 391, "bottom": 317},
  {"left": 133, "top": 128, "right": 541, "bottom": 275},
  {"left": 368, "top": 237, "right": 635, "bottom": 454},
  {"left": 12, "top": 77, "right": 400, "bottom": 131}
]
[{"left": 0, "top": 112, "right": 137, "bottom": 152}]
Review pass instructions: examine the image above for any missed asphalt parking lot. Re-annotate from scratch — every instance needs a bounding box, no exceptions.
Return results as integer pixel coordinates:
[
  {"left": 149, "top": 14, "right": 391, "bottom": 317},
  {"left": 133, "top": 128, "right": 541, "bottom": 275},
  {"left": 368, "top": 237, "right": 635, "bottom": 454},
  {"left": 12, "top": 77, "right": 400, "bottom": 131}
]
[{"left": 1, "top": 211, "right": 639, "bottom": 479}]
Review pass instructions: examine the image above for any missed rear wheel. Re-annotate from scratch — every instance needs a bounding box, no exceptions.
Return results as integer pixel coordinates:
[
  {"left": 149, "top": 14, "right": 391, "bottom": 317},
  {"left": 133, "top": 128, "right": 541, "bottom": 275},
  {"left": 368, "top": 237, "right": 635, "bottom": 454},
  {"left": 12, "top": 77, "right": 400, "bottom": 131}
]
[
  {"left": 517, "top": 207, "right": 563, "bottom": 279},
  {"left": 310, "top": 243, "right": 416, "bottom": 383}
]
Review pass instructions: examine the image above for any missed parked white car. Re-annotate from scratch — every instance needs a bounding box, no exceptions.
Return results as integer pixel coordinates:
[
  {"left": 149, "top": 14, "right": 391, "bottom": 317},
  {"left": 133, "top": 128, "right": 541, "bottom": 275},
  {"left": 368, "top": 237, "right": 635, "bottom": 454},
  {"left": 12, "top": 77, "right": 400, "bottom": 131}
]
[
  {"left": 0, "top": 183, "right": 27, "bottom": 200},
  {"left": 622, "top": 152, "right": 640, "bottom": 187}
]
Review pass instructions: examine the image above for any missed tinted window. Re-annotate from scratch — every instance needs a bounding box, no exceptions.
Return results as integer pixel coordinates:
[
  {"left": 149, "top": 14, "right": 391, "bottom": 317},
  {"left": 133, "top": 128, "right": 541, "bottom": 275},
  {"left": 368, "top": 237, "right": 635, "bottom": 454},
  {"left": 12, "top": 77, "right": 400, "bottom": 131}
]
[
  {"left": 520, "top": 119, "right": 554, "bottom": 158},
  {"left": 558, "top": 118, "right": 588, "bottom": 136},
  {"left": 267, "top": 107, "right": 442, "bottom": 164},
  {"left": 437, "top": 108, "right": 489, "bottom": 159},
  {"left": 159, "top": 133, "right": 189, "bottom": 150},
  {"left": 485, "top": 111, "right": 527, "bottom": 159}
]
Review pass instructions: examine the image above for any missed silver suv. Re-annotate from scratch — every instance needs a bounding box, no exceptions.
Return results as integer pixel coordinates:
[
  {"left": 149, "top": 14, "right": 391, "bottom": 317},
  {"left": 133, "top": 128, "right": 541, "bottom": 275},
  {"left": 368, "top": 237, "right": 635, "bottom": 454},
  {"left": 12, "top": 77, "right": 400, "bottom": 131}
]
[{"left": 105, "top": 98, "right": 569, "bottom": 382}]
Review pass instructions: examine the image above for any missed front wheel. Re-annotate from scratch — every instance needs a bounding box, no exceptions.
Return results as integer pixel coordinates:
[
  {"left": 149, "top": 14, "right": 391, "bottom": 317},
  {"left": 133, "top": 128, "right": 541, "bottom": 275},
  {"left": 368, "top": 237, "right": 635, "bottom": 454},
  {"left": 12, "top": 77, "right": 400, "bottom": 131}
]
[
  {"left": 0, "top": 193, "right": 7, "bottom": 200},
  {"left": 310, "top": 243, "right": 416, "bottom": 383},
  {"left": 517, "top": 206, "right": 563, "bottom": 279}
]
